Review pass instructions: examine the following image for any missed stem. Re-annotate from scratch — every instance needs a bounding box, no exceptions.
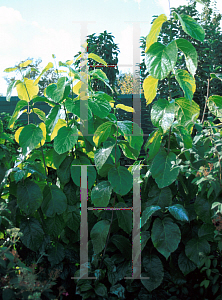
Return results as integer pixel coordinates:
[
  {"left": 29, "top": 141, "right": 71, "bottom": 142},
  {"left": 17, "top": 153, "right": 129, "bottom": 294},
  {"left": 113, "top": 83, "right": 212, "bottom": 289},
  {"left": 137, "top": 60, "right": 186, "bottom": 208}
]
[
  {"left": 98, "top": 125, "right": 119, "bottom": 269},
  {"left": 168, "top": 127, "right": 171, "bottom": 154},
  {"left": 201, "top": 78, "right": 210, "bottom": 124}
]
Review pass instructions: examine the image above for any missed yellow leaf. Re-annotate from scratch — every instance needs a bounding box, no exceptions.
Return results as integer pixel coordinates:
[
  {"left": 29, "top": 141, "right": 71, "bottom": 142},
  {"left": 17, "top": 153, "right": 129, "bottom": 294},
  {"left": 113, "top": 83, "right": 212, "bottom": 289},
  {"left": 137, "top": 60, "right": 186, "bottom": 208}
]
[
  {"left": 72, "top": 81, "right": 82, "bottom": 95},
  {"left": 19, "top": 59, "right": 33, "bottom": 68},
  {"left": 4, "top": 67, "right": 18, "bottom": 72},
  {"left": 76, "top": 53, "right": 84, "bottom": 61},
  {"left": 88, "top": 53, "right": 107, "bottom": 67},
  {"left": 145, "top": 14, "right": 167, "bottom": 52},
  {"left": 110, "top": 102, "right": 114, "bottom": 108},
  {"left": 16, "top": 79, "right": 39, "bottom": 102},
  {"left": 66, "top": 60, "right": 73, "bottom": 65},
  {"left": 50, "top": 119, "right": 67, "bottom": 141},
  {"left": 15, "top": 127, "right": 24, "bottom": 144},
  {"left": 34, "top": 62, "right": 53, "bottom": 85},
  {"left": 36, "top": 123, "right": 46, "bottom": 148},
  {"left": 143, "top": 76, "right": 158, "bottom": 105},
  {"left": 116, "top": 104, "right": 135, "bottom": 113}
]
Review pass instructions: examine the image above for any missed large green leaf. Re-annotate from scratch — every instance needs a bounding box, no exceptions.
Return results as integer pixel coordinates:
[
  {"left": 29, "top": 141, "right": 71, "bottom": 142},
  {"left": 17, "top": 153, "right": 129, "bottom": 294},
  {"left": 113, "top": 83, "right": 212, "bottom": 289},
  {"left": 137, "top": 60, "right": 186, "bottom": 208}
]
[
  {"left": 62, "top": 205, "right": 80, "bottom": 231},
  {"left": 32, "top": 108, "right": 46, "bottom": 122},
  {"left": 46, "top": 77, "right": 66, "bottom": 102},
  {"left": 94, "top": 140, "right": 115, "bottom": 171},
  {"left": 141, "top": 255, "right": 164, "bottom": 292},
  {"left": 90, "top": 220, "right": 110, "bottom": 254},
  {"left": 54, "top": 126, "right": 78, "bottom": 154},
  {"left": 145, "top": 14, "right": 167, "bottom": 52},
  {"left": 53, "top": 149, "right": 67, "bottom": 168},
  {"left": 117, "top": 121, "right": 143, "bottom": 151},
  {"left": 194, "top": 195, "right": 213, "bottom": 224},
  {"left": 110, "top": 234, "right": 132, "bottom": 260},
  {"left": 8, "top": 100, "right": 27, "bottom": 128},
  {"left": 94, "top": 283, "right": 108, "bottom": 297},
  {"left": 63, "top": 181, "right": 78, "bottom": 205},
  {"left": 41, "top": 184, "right": 67, "bottom": 217},
  {"left": 185, "top": 238, "right": 210, "bottom": 265},
  {"left": 147, "top": 185, "right": 172, "bottom": 209},
  {"left": 90, "top": 69, "right": 113, "bottom": 93},
  {"left": 175, "top": 13, "right": 205, "bottom": 42},
  {"left": 198, "top": 224, "right": 215, "bottom": 242},
  {"left": 178, "top": 251, "right": 197, "bottom": 275},
  {"left": 45, "top": 105, "right": 61, "bottom": 134},
  {"left": 71, "top": 156, "right": 96, "bottom": 190},
  {"left": 175, "top": 97, "right": 200, "bottom": 127},
  {"left": 144, "top": 129, "right": 162, "bottom": 161},
  {"left": 47, "top": 242, "right": 65, "bottom": 267},
  {"left": 57, "top": 156, "right": 72, "bottom": 185},
  {"left": 141, "top": 205, "right": 161, "bottom": 227},
  {"left": 20, "top": 217, "right": 44, "bottom": 252},
  {"left": 175, "top": 38, "right": 197, "bottom": 76},
  {"left": 207, "top": 95, "right": 222, "bottom": 122},
  {"left": 168, "top": 204, "right": 189, "bottom": 222},
  {"left": 108, "top": 166, "right": 133, "bottom": 196},
  {"left": 145, "top": 41, "right": 178, "bottom": 80},
  {"left": 173, "top": 125, "right": 192, "bottom": 149},
  {"left": 151, "top": 99, "right": 175, "bottom": 133},
  {"left": 45, "top": 214, "right": 65, "bottom": 238},
  {"left": 19, "top": 124, "right": 43, "bottom": 153},
  {"left": 93, "top": 121, "right": 115, "bottom": 147},
  {"left": 150, "top": 150, "right": 180, "bottom": 188},
  {"left": 115, "top": 202, "right": 132, "bottom": 234},
  {"left": 151, "top": 217, "right": 181, "bottom": 259},
  {"left": 65, "top": 98, "right": 93, "bottom": 121},
  {"left": 175, "top": 69, "right": 196, "bottom": 103},
  {"left": 88, "top": 97, "right": 111, "bottom": 118},
  {"left": 91, "top": 181, "right": 112, "bottom": 207},
  {"left": 118, "top": 140, "right": 140, "bottom": 160},
  {"left": 17, "top": 178, "right": 43, "bottom": 215}
]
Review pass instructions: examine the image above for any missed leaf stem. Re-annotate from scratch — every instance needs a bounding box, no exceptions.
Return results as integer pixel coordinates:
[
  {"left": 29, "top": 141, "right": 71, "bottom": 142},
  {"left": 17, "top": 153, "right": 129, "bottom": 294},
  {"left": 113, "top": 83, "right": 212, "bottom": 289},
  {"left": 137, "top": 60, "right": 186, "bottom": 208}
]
[{"left": 201, "top": 78, "right": 210, "bottom": 124}]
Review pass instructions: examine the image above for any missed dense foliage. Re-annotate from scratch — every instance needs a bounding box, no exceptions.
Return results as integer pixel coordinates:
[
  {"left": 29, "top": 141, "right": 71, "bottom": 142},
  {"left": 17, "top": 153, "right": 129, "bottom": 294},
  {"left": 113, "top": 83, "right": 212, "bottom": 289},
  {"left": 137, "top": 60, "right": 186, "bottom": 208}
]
[{"left": 1, "top": 1, "right": 222, "bottom": 299}]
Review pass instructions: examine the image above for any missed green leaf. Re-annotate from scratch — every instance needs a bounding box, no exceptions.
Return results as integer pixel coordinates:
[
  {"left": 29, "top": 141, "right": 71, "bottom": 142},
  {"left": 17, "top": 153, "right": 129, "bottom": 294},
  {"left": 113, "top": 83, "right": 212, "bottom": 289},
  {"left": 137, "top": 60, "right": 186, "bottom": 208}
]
[
  {"left": 178, "top": 251, "right": 197, "bottom": 275},
  {"left": 143, "top": 76, "right": 158, "bottom": 105},
  {"left": 115, "top": 202, "right": 132, "bottom": 234},
  {"left": 147, "top": 185, "right": 172, "bottom": 209},
  {"left": 210, "top": 73, "right": 222, "bottom": 81},
  {"left": 6, "top": 79, "right": 16, "bottom": 102},
  {"left": 93, "top": 121, "right": 115, "bottom": 147},
  {"left": 63, "top": 181, "right": 78, "bottom": 205},
  {"left": 108, "top": 166, "right": 133, "bottom": 196},
  {"left": 63, "top": 206, "right": 80, "bottom": 231},
  {"left": 91, "top": 181, "right": 112, "bottom": 207},
  {"left": 175, "top": 38, "right": 198, "bottom": 76},
  {"left": 198, "top": 224, "right": 215, "bottom": 242},
  {"left": 151, "top": 99, "right": 175, "bottom": 133},
  {"left": 48, "top": 242, "right": 65, "bottom": 267},
  {"left": 110, "top": 234, "right": 132, "bottom": 260},
  {"left": 34, "top": 62, "right": 53, "bottom": 85},
  {"left": 71, "top": 157, "right": 96, "bottom": 190},
  {"left": 141, "top": 255, "right": 164, "bottom": 292},
  {"left": 90, "top": 69, "right": 113, "bottom": 93},
  {"left": 151, "top": 217, "right": 181, "bottom": 259},
  {"left": 41, "top": 184, "right": 67, "bottom": 217},
  {"left": 175, "top": 69, "right": 196, "bottom": 103},
  {"left": 175, "top": 13, "right": 205, "bottom": 42},
  {"left": 141, "top": 231, "right": 151, "bottom": 251},
  {"left": 89, "top": 97, "right": 111, "bottom": 118},
  {"left": 145, "top": 14, "right": 168, "bottom": 52},
  {"left": 88, "top": 53, "right": 107, "bottom": 66},
  {"left": 94, "top": 283, "right": 108, "bottom": 297},
  {"left": 90, "top": 220, "right": 110, "bottom": 254},
  {"left": 117, "top": 120, "right": 143, "bottom": 151},
  {"left": 185, "top": 238, "right": 210, "bottom": 265},
  {"left": 144, "top": 129, "right": 162, "bottom": 161},
  {"left": 17, "top": 179, "right": 43, "bottom": 215},
  {"left": 194, "top": 195, "right": 213, "bottom": 224},
  {"left": 46, "top": 77, "right": 67, "bottom": 102},
  {"left": 141, "top": 205, "right": 161, "bottom": 227},
  {"left": 53, "top": 149, "right": 67, "bottom": 169},
  {"left": 57, "top": 156, "right": 72, "bottom": 185},
  {"left": 168, "top": 204, "right": 189, "bottom": 222},
  {"left": 150, "top": 150, "right": 180, "bottom": 188},
  {"left": 175, "top": 97, "right": 200, "bottom": 127},
  {"left": 54, "top": 126, "right": 78, "bottom": 154},
  {"left": 173, "top": 125, "right": 192, "bottom": 149},
  {"left": 65, "top": 99, "right": 93, "bottom": 121},
  {"left": 45, "top": 105, "right": 61, "bottom": 134},
  {"left": 118, "top": 140, "right": 140, "bottom": 160},
  {"left": 45, "top": 214, "right": 65, "bottom": 238},
  {"left": 20, "top": 217, "right": 44, "bottom": 252},
  {"left": 8, "top": 100, "right": 27, "bottom": 128},
  {"left": 145, "top": 41, "right": 178, "bottom": 80},
  {"left": 32, "top": 108, "right": 46, "bottom": 122},
  {"left": 110, "top": 284, "right": 125, "bottom": 298},
  {"left": 207, "top": 95, "right": 222, "bottom": 122},
  {"left": 19, "top": 124, "right": 43, "bottom": 152},
  {"left": 94, "top": 140, "right": 115, "bottom": 171}
]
